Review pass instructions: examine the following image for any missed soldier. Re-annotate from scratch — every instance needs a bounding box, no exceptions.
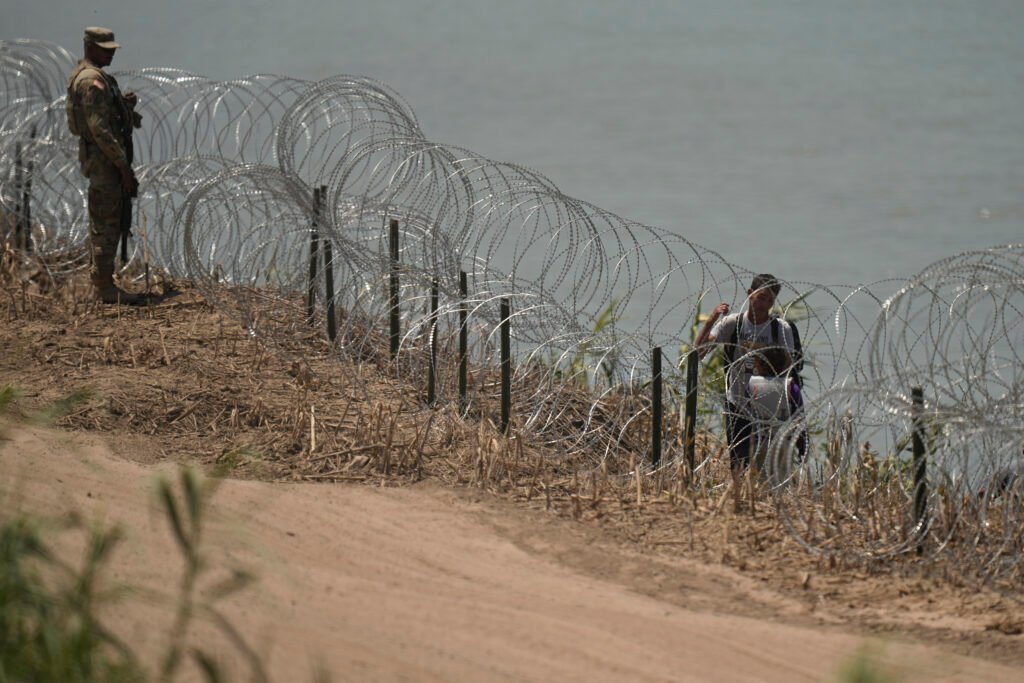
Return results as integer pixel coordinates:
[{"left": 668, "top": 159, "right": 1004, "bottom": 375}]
[{"left": 66, "top": 26, "right": 144, "bottom": 304}]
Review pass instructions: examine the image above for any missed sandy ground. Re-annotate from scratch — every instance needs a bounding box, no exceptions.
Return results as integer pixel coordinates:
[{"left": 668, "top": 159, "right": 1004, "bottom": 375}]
[
  {"left": 2, "top": 274, "right": 1022, "bottom": 681},
  {"left": 2, "top": 424, "right": 1020, "bottom": 683}
]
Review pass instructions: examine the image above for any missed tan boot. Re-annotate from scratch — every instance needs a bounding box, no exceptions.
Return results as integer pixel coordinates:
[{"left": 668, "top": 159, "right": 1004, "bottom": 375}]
[{"left": 92, "top": 268, "right": 146, "bottom": 305}]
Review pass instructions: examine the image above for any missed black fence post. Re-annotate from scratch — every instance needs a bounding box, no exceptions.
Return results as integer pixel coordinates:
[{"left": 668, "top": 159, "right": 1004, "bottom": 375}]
[
  {"left": 19, "top": 126, "right": 35, "bottom": 252},
  {"left": 23, "top": 126, "right": 34, "bottom": 251},
  {"left": 912, "top": 386, "right": 928, "bottom": 554},
  {"left": 459, "top": 271, "right": 469, "bottom": 413},
  {"left": 651, "top": 347, "right": 662, "bottom": 466},
  {"left": 13, "top": 141, "right": 23, "bottom": 248},
  {"left": 389, "top": 219, "right": 400, "bottom": 360},
  {"left": 684, "top": 348, "right": 699, "bottom": 480},
  {"left": 321, "top": 186, "right": 336, "bottom": 342},
  {"left": 427, "top": 280, "right": 438, "bottom": 406},
  {"left": 322, "top": 240, "right": 337, "bottom": 342},
  {"left": 306, "top": 187, "right": 320, "bottom": 325},
  {"left": 500, "top": 298, "right": 511, "bottom": 435}
]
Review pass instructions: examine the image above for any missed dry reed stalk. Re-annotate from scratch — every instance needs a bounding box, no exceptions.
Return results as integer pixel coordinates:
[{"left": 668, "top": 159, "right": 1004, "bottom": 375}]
[
  {"left": 373, "top": 403, "right": 385, "bottom": 445},
  {"left": 5, "top": 286, "right": 18, "bottom": 320},
  {"left": 307, "top": 443, "right": 384, "bottom": 463},
  {"left": 336, "top": 399, "right": 353, "bottom": 429},
  {"left": 526, "top": 453, "right": 541, "bottom": 501},
  {"left": 729, "top": 468, "right": 743, "bottom": 514},
  {"left": 206, "top": 406, "right": 227, "bottom": 434},
  {"left": 571, "top": 471, "right": 581, "bottom": 519},
  {"left": 383, "top": 408, "right": 397, "bottom": 475},
  {"left": 721, "top": 514, "right": 732, "bottom": 561},
  {"left": 747, "top": 468, "right": 760, "bottom": 518},
  {"left": 675, "top": 461, "right": 686, "bottom": 504},
  {"left": 472, "top": 436, "right": 484, "bottom": 487},
  {"left": 484, "top": 434, "right": 499, "bottom": 483},
  {"left": 253, "top": 398, "right": 266, "bottom": 429},
  {"left": 634, "top": 462, "right": 643, "bottom": 509},
  {"left": 304, "top": 471, "right": 367, "bottom": 481},
  {"left": 309, "top": 405, "right": 317, "bottom": 453},
  {"left": 169, "top": 402, "right": 199, "bottom": 426},
  {"left": 712, "top": 478, "right": 734, "bottom": 520},
  {"left": 482, "top": 439, "right": 493, "bottom": 487},
  {"left": 503, "top": 437, "right": 517, "bottom": 491},
  {"left": 158, "top": 328, "right": 172, "bottom": 365},
  {"left": 412, "top": 410, "right": 436, "bottom": 476},
  {"left": 630, "top": 453, "right": 640, "bottom": 509},
  {"left": 364, "top": 403, "right": 377, "bottom": 444}
]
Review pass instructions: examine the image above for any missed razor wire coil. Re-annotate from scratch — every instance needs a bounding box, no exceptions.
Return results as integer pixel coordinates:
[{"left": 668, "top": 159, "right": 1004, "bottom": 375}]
[{"left": 2, "top": 39, "right": 1022, "bottom": 594}]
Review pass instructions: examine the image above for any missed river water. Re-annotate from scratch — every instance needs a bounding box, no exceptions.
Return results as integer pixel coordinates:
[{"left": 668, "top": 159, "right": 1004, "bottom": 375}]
[{"left": 6, "top": 0, "right": 1023, "bottom": 290}]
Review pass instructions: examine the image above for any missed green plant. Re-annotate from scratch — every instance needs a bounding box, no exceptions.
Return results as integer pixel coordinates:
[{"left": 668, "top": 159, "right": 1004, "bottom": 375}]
[
  {"left": 156, "top": 469, "right": 263, "bottom": 683},
  {"left": 834, "top": 645, "right": 901, "bottom": 682},
  {"left": 773, "top": 294, "right": 811, "bottom": 327},
  {"left": 550, "top": 300, "right": 621, "bottom": 389},
  {"left": 676, "top": 296, "right": 725, "bottom": 420},
  {"left": 0, "top": 513, "right": 145, "bottom": 682},
  {"left": 0, "top": 467, "right": 266, "bottom": 683},
  {"left": 0, "top": 384, "right": 20, "bottom": 411},
  {"left": 29, "top": 387, "right": 95, "bottom": 426}
]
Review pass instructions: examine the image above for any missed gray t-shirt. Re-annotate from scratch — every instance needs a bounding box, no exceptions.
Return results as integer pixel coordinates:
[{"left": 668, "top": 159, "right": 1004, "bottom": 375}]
[{"left": 708, "top": 312, "right": 795, "bottom": 406}]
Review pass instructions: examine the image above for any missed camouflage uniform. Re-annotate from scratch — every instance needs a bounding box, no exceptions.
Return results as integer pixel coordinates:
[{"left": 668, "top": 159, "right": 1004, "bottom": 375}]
[{"left": 65, "top": 27, "right": 142, "bottom": 301}]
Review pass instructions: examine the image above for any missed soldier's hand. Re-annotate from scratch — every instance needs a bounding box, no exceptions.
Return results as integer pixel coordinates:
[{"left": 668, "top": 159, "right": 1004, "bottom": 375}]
[
  {"left": 123, "top": 90, "right": 138, "bottom": 107},
  {"left": 119, "top": 166, "right": 138, "bottom": 196}
]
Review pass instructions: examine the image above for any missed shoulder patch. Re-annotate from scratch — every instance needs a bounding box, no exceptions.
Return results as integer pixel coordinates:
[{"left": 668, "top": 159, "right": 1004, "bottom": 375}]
[{"left": 92, "top": 79, "right": 105, "bottom": 90}]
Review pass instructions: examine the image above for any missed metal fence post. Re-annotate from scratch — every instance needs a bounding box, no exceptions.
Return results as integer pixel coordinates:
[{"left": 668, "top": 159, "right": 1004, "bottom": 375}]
[
  {"left": 19, "top": 126, "right": 35, "bottom": 252},
  {"left": 389, "top": 219, "right": 400, "bottom": 359},
  {"left": 13, "top": 141, "right": 23, "bottom": 249},
  {"left": 322, "top": 238, "right": 336, "bottom": 343},
  {"left": 306, "top": 187, "right": 320, "bottom": 325},
  {"left": 500, "top": 298, "right": 511, "bottom": 434},
  {"left": 652, "top": 347, "right": 662, "bottom": 466},
  {"left": 427, "top": 280, "right": 438, "bottom": 406},
  {"left": 684, "top": 348, "right": 698, "bottom": 480},
  {"left": 23, "top": 126, "right": 35, "bottom": 251},
  {"left": 320, "top": 186, "right": 336, "bottom": 341},
  {"left": 912, "top": 386, "right": 928, "bottom": 554},
  {"left": 459, "top": 271, "right": 468, "bottom": 412}
]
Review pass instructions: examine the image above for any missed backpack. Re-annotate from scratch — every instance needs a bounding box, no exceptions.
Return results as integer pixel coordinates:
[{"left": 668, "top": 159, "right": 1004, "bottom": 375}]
[{"left": 727, "top": 315, "right": 804, "bottom": 386}]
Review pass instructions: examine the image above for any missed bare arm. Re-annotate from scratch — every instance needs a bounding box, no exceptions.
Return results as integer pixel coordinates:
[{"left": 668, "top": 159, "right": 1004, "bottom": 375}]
[{"left": 695, "top": 302, "right": 730, "bottom": 359}]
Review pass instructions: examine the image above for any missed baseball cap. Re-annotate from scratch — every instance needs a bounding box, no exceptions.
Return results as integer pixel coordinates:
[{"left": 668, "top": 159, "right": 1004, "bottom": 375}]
[{"left": 84, "top": 27, "right": 120, "bottom": 49}]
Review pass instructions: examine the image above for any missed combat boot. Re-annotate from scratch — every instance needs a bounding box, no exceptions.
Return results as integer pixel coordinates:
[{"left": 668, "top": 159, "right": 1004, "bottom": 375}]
[{"left": 92, "top": 268, "right": 146, "bottom": 305}]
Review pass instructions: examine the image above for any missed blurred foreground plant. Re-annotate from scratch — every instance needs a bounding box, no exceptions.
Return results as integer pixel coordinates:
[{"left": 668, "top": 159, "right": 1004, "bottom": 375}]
[
  {"left": 0, "top": 466, "right": 268, "bottom": 683},
  {"left": 834, "top": 644, "right": 902, "bottom": 683},
  {"left": 156, "top": 468, "right": 264, "bottom": 683},
  {"left": 0, "top": 513, "right": 143, "bottom": 682}
]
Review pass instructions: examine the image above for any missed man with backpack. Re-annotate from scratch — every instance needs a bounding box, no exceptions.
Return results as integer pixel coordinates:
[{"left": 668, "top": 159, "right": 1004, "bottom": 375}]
[{"left": 694, "top": 273, "right": 803, "bottom": 472}]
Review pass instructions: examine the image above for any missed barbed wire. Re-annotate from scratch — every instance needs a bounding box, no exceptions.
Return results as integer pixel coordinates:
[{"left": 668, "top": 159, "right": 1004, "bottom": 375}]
[{"left": 2, "top": 39, "right": 1021, "bottom": 593}]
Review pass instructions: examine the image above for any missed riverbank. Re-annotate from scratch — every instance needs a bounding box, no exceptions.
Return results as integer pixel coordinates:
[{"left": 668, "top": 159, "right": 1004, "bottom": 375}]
[{"left": 1, "top": 269, "right": 1022, "bottom": 679}]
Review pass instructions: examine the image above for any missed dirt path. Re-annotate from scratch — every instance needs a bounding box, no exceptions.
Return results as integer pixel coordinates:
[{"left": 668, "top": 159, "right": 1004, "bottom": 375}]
[{"left": 2, "top": 425, "right": 1018, "bottom": 682}]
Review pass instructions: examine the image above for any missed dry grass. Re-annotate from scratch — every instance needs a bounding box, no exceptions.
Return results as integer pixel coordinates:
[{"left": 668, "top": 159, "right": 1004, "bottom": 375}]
[{"left": 2, "top": 255, "right": 1023, "bottom": 667}]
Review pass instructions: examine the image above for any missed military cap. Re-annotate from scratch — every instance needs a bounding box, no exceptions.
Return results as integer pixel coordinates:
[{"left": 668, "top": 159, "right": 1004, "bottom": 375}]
[{"left": 84, "top": 27, "right": 120, "bottom": 49}]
